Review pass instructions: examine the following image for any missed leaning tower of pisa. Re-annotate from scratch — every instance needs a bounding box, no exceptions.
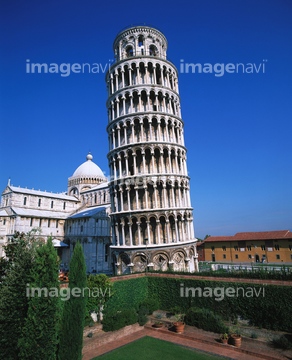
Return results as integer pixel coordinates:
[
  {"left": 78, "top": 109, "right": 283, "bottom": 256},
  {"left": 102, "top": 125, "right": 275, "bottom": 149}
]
[{"left": 106, "top": 25, "right": 198, "bottom": 274}]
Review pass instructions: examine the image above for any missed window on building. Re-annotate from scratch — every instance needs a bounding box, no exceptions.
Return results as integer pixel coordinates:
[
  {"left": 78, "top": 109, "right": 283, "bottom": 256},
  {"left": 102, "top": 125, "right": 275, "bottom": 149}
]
[
  {"left": 211, "top": 246, "right": 215, "bottom": 251},
  {"left": 105, "top": 244, "right": 109, "bottom": 262},
  {"left": 80, "top": 225, "right": 83, "bottom": 232},
  {"left": 138, "top": 35, "right": 144, "bottom": 47},
  {"left": 3, "top": 219, "right": 6, "bottom": 225},
  {"left": 126, "top": 46, "right": 133, "bottom": 57},
  {"left": 276, "top": 254, "right": 280, "bottom": 260},
  {"left": 290, "top": 254, "right": 292, "bottom": 260},
  {"left": 234, "top": 246, "right": 239, "bottom": 251},
  {"left": 23, "top": 197, "right": 27, "bottom": 205},
  {"left": 103, "top": 192, "right": 106, "bottom": 202},
  {"left": 30, "top": 218, "right": 33, "bottom": 227},
  {"left": 63, "top": 202, "right": 66, "bottom": 210},
  {"left": 39, "top": 219, "right": 42, "bottom": 227},
  {"left": 223, "top": 254, "right": 226, "bottom": 259},
  {"left": 56, "top": 220, "right": 58, "bottom": 228},
  {"left": 247, "top": 246, "right": 251, "bottom": 251},
  {"left": 222, "top": 246, "right": 226, "bottom": 251},
  {"left": 149, "top": 45, "right": 157, "bottom": 56},
  {"left": 38, "top": 199, "right": 41, "bottom": 207},
  {"left": 289, "top": 245, "right": 292, "bottom": 251},
  {"left": 51, "top": 201, "right": 54, "bottom": 209},
  {"left": 274, "top": 244, "right": 280, "bottom": 251},
  {"left": 235, "top": 254, "right": 239, "bottom": 259},
  {"left": 48, "top": 219, "right": 51, "bottom": 227},
  {"left": 248, "top": 254, "right": 252, "bottom": 259},
  {"left": 261, "top": 245, "right": 265, "bottom": 251}
]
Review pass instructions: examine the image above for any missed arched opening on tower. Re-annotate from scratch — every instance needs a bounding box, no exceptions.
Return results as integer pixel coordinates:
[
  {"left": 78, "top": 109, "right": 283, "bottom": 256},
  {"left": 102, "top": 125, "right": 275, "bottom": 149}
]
[
  {"left": 140, "top": 217, "right": 147, "bottom": 242},
  {"left": 124, "top": 217, "right": 130, "bottom": 245},
  {"left": 156, "top": 64, "right": 162, "bottom": 85},
  {"left": 124, "top": 65, "right": 130, "bottom": 86},
  {"left": 138, "top": 35, "right": 144, "bottom": 47},
  {"left": 145, "top": 148, "right": 152, "bottom": 173},
  {"left": 151, "top": 117, "right": 157, "bottom": 140},
  {"left": 126, "top": 46, "right": 134, "bottom": 57},
  {"left": 150, "top": 91, "right": 157, "bottom": 112},
  {"left": 139, "top": 62, "right": 146, "bottom": 84},
  {"left": 169, "top": 215, "right": 176, "bottom": 242},
  {"left": 131, "top": 217, "right": 138, "bottom": 245},
  {"left": 161, "top": 118, "right": 167, "bottom": 141},
  {"left": 136, "top": 149, "right": 143, "bottom": 174},
  {"left": 134, "top": 118, "right": 141, "bottom": 142},
  {"left": 148, "top": 183, "right": 155, "bottom": 208},
  {"left": 149, "top": 44, "right": 158, "bottom": 56},
  {"left": 154, "top": 148, "right": 161, "bottom": 173},
  {"left": 141, "top": 90, "right": 147, "bottom": 111},
  {"left": 159, "top": 216, "right": 167, "bottom": 243},
  {"left": 149, "top": 216, "right": 157, "bottom": 244}
]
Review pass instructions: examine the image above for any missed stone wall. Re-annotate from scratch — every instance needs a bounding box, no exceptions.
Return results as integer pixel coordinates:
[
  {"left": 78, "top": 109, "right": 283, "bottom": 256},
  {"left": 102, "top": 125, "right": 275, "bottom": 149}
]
[{"left": 82, "top": 323, "right": 143, "bottom": 354}]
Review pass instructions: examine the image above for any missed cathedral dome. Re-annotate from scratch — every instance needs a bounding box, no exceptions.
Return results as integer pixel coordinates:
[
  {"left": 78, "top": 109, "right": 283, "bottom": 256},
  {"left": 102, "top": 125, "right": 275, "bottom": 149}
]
[{"left": 72, "top": 153, "right": 105, "bottom": 178}]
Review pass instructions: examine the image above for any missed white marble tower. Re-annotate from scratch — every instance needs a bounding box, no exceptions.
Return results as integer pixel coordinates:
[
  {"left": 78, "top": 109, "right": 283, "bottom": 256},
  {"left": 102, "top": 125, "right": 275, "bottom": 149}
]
[{"left": 106, "top": 25, "right": 198, "bottom": 273}]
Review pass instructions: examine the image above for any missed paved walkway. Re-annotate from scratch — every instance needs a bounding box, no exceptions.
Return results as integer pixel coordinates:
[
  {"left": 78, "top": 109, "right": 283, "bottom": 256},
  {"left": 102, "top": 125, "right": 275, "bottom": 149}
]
[{"left": 82, "top": 324, "right": 292, "bottom": 360}]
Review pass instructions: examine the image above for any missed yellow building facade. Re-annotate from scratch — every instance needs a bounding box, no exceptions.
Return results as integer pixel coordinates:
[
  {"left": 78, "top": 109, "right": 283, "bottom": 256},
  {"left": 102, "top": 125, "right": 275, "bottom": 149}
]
[{"left": 200, "top": 230, "right": 292, "bottom": 264}]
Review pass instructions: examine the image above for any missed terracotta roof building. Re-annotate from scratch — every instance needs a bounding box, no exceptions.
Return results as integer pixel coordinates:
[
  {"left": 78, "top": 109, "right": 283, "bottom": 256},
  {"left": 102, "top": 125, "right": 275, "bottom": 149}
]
[{"left": 198, "top": 230, "right": 292, "bottom": 264}]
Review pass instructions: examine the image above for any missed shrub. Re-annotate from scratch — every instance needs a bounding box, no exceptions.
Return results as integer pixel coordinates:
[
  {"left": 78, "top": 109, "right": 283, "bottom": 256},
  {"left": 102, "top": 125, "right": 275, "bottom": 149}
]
[
  {"left": 272, "top": 334, "right": 292, "bottom": 349},
  {"left": 138, "top": 297, "right": 160, "bottom": 314},
  {"left": 102, "top": 308, "right": 138, "bottom": 332},
  {"left": 137, "top": 305, "right": 149, "bottom": 326},
  {"left": 185, "top": 307, "right": 228, "bottom": 334}
]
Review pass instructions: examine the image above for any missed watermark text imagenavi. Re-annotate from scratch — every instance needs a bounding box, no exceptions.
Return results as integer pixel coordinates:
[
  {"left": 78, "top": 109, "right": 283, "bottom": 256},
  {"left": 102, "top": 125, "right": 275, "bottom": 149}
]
[
  {"left": 25, "top": 59, "right": 113, "bottom": 77},
  {"left": 26, "top": 284, "right": 111, "bottom": 301},
  {"left": 180, "top": 283, "right": 265, "bottom": 301},
  {"left": 180, "top": 59, "right": 267, "bottom": 77}
]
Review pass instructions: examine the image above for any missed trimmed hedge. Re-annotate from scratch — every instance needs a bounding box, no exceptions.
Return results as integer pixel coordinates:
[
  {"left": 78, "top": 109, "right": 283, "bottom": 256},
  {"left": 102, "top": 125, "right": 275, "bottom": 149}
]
[
  {"left": 102, "top": 308, "right": 138, "bottom": 332},
  {"left": 147, "top": 277, "right": 292, "bottom": 332},
  {"left": 185, "top": 307, "right": 228, "bottom": 334},
  {"left": 105, "top": 277, "right": 148, "bottom": 313},
  {"left": 149, "top": 267, "right": 292, "bottom": 280},
  {"left": 104, "top": 275, "right": 292, "bottom": 333}
]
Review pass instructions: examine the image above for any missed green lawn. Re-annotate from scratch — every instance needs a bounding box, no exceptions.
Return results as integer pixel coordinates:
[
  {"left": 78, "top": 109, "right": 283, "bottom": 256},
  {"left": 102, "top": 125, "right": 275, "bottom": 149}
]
[{"left": 92, "top": 336, "right": 226, "bottom": 360}]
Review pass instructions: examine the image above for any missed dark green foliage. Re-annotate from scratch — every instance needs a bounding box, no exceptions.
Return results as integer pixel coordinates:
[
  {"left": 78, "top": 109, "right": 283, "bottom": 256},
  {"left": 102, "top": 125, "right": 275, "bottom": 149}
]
[
  {"left": 185, "top": 307, "right": 228, "bottom": 334},
  {"left": 272, "top": 334, "right": 292, "bottom": 349},
  {"left": 18, "top": 237, "right": 61, "bottom": 359},
  {"left": 137, "top": 305, "right": 149, "bottom": 326},
  {"left": 0, "top": 230, "right": 43, "bottom": 359},
  {"left": 138, "top": 296, "right": 160, "bottom": 315},
  {"left": 102, "top": 308, "right": 138, "bottom": 332},
  {"left": 147, "top": 276, "right": 292, "bottom": 332},
  {"left": 58, "top": 242, "right": 87, "bottom": 360},
  {"left": 102, "top": 275, "right": 292, "bottom": 334},
  {"left": 149, "top": 267, "right": 292, "bottom": 281},
  {"left": 85, "top": 274, "right": 113, "bottom": 322},
  {"left": 105, "top": 277, "right": 148, "bottom": 313}
]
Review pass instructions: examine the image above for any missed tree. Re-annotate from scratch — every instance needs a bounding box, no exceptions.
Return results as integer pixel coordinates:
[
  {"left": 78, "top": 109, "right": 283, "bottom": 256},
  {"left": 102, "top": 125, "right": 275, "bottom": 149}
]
[
  {"left": 0, "top": 230, "right": 43, "bottom": 359},
  {"left": 58, "top": 242, "right": 87, "bottom": 360},
  {"left": 86, "top": 274, "right": 113, "bottom": 322},
  {"left": 18, "top": 237, "right": 61, "bottom": 359}
]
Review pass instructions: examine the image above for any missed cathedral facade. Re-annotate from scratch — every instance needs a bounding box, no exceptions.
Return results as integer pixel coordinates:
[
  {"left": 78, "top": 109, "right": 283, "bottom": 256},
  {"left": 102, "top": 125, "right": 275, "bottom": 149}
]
[{"left": 0, "top": 25, "right": 198, "bottom": 274}]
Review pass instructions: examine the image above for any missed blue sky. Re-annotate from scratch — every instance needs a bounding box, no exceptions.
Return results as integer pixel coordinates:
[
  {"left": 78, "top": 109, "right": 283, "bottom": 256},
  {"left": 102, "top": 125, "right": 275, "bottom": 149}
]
[{"left": 0, "top": 0, "right": 291, "bottom": 239}]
